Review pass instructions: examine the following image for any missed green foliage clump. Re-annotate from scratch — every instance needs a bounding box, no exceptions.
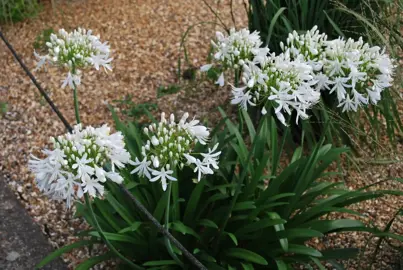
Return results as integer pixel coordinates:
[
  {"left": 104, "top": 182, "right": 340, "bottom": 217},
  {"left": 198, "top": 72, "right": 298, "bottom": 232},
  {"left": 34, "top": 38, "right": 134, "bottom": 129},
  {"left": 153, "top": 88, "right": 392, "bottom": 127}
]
[
  {"left": 157, "top": 84, "right": 181, "bottom": 98},
  {"left": 112, "top": 94, "right": 158, "bottom": 123},
  {"left": 0, "top": 0, "right": 41, "bottom": 24},
  {"left": 33, "top": 28, "right": 54, "bottom": 52},
  {"left": 37, "top": 108, "right": 403, "bottom": 269}
]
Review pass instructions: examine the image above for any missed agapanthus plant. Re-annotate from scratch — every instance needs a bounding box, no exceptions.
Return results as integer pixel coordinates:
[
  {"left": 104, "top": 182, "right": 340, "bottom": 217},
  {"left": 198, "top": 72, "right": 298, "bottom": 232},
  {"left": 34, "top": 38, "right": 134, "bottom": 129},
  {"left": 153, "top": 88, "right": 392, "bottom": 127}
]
[
  {"left": 130, "top": 112, "right": 221, "bottom": 190},
  {"left": 34, "top": 28, "right": 112, "bottom": 89},
  {"left": 231, "top": 50, "right": 320, "bottom": 125},
  {"left": 200, "top": 28, "right": 269, "bottom": 86},
  {"left": 28, "top": 124, "right": 131, "bottom": 208}
]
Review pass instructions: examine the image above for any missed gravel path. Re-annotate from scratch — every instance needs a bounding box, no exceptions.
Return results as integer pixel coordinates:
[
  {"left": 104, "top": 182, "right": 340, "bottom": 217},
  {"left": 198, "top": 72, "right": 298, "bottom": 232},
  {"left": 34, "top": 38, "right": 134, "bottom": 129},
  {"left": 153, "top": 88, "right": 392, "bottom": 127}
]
[{"left": 0, "top": 0, "right": 402, "bottom": 269}]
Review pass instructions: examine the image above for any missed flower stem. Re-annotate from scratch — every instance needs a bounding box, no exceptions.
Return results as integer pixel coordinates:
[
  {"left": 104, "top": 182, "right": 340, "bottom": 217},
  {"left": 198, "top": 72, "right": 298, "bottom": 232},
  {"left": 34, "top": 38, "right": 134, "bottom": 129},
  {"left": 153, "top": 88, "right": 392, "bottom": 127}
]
[
  {"left": 73, "top": 81, "right": 81, "bottom": 124},
  {"left": 164, "top": 184, "right": 184, "bottom": 267},
  {"left": 84, "top": 194, "right": 142, "bottom": 269},
  {"left": 234, "top": 68, "right": 239, "bottom": 87}
]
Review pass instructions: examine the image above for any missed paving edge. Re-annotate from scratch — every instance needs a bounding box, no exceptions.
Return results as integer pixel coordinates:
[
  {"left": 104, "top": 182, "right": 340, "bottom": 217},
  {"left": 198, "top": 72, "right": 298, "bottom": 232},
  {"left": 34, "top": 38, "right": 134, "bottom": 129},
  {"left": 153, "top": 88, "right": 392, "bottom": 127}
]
[{"left": 0, "top": 176, "right": 67, "bottom": 270}]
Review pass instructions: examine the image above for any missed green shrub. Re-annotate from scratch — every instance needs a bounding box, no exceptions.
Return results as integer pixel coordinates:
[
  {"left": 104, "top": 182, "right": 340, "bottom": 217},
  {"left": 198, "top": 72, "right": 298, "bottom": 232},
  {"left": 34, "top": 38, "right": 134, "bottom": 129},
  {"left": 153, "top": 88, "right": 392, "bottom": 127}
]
[
  {"left": 37, "top": 109, "right": 403, "bottom": 269},
  {"left": 0, "top": 0, "right": 40, "bottom": 23}
]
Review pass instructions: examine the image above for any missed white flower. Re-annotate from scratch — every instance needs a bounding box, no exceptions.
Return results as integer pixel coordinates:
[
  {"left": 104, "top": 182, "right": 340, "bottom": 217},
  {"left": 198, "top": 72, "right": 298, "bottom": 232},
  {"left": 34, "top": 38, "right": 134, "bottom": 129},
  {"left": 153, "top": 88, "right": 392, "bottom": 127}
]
[
  {"left": 82, "top": 177, "right": 105, "bottom": 198},
  {"left": 216, "top": 72, "right": 225, "bottom": 87},
  {"left": 338, "top": 94, "right": 357, "bottom": 112},
  {"left": 34, "top": 28, "right": 112, "bottom": 89},
  {"left": 182, "top": 118, "right": 210, "bottom": 145},
  {"left": 314, "top": 73, "right": 333, "bottom": 91},
  {"left": 329, "top": 77, "right": 349, "bottom": 102},
  {"left": 201, "top": 143, "right": 221, "bottom": 170},
  {"left": 28, "top": 124, "right": 132, "bottom": 208},
  {"left": 200, "top": 64, "right": 213, "bottom": 72},
  {"left": 88, "top": 54, "right": 113, "bottom": 72},
  {"left": 72, "top": 153, "right": 94, "bottom": 181},
  {"left": 61, "top": 71, "right": 81, "bottom": 89},
  {"left": 34, "top": 50, "right": 49, "bottom": 71},
  {"left": 150, "top": 168, "right": 177, "bottom": 191},
  {"left": 231, "top": 86, "right": 255, "bottom": 110},
  {"left": 130, "top": 157, "right": 152, "bottom": 179},
  {"left": 184, "top": 154, "right": 213, "bottom": 182},
  {"left": 106, "top": 171, "right": 124, "bottom": 184},
  {"left": 367, "top": 87, "right": 382, "bottom": 104},
  {"left": 349, "top": 66, "right": 367, "bottom": 89}
]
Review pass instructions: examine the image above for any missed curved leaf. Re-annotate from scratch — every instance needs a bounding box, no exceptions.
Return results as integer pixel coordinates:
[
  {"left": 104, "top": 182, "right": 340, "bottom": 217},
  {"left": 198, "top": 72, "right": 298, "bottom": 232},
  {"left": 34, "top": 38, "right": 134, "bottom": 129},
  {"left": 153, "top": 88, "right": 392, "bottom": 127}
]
[
  {"left": 225, "top": 248, "right": 268, "bottom": 265},
  {"left": 76, "top": 253, "right": 114, "bottom": 270},
  {"left": 36, "top": 240, "right": 95, "bottom": 268}
]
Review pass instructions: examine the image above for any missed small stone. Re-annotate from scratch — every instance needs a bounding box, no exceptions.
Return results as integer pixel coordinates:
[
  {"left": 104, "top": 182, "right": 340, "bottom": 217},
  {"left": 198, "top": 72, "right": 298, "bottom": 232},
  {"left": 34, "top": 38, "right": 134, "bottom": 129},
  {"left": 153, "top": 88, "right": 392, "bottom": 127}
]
[{"left": 6, "top": 251, "right": 20, "bottom": 261}]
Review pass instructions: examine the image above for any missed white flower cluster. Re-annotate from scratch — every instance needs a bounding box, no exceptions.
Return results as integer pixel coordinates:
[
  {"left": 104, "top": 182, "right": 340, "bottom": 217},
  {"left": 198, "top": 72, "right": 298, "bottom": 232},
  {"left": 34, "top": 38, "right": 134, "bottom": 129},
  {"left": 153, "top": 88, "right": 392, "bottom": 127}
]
[
  {"left": 232, "top": 50, "right": 320, "bottom": 125},
  {"left": 34, "top": 28, "right": 112, "bottom": 89},
  {"left": 130, "top": 113, "right": 221, "bottom": 191},
  {"left": 28, "top": 124, "right": 131, "bottom": 208},
  {"left": 203, "top": 26, "right": 395, "bottom": 124},
  {"left": 200, "top": 28, "right": 269, "bottom": 87},
  {"left": 281, "top": 26, "right": 395, "bottom": 112}
]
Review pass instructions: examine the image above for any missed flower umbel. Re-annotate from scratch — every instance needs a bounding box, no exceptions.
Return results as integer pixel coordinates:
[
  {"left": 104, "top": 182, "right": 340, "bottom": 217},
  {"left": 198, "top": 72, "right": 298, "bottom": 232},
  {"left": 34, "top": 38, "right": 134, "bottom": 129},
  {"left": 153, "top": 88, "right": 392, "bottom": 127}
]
[
  {"left": 28, "top": 124, "right": 131, "bottom": 208},
  {"left": 201, "top": 28, "right": 269, "bottom": 87},
  {"left": 130, "top": 112, "right": 221, "bottom": 190},
  {"left": 280, "top": 26, "right": 395, "bottom": 112},
  {"left": 323, "top": 37, "right": 394, "bottom": 111},
  {"left": 34, "top": 28, "right": 112, "bottom": 88},
  {"left": 231, "top": 50, "right": 320, "bottom": 125}
]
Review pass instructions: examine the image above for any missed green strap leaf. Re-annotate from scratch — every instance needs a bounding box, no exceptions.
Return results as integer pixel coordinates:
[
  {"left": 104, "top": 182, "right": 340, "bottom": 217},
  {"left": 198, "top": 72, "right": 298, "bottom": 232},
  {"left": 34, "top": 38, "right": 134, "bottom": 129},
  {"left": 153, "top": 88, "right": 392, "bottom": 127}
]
[
  {"left": 118, "top": 222, "right": 142, "bottom": 234},
  {"left": 287, "top": 244, "right": 322, "bottom": 257},
  {"left": 88, "top": 231, "right": 139, "bottom": 244},
  {"left": 321, "top": 248, "right": 359, "bottom": 260},
  {"left": 76, "top": 253, "right": 115, "bottom": 270},
  {"left": 170, "top": 221, "right": 201, "bottom": 240},
  {"left": 301, "top": 219, "right": 365, "bottom": 233},
  {"left": 36, "top": 240, "right": 96, "bottom": 268},
  {"left": 143, "top": 260, "right": 178, "bottom": 266},
  {"left": 225, "top": 248, "right": 268, "bottom": 265},
  {"left": 277, "top": 228, "right": 323, "bottom": 240},
  {"left": 224, "top": 232, "right": 238, "bottom": 246},
  {"left": 198, "top": 219, "right": 219, "bottom": 229}
]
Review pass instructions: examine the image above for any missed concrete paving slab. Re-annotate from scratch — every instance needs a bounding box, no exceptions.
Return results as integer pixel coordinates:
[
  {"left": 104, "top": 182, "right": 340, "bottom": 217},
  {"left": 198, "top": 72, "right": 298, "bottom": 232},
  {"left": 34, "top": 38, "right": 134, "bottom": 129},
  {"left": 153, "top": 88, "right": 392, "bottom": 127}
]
[{"left": 0, "top": 178, "right": 66, "bottom": 270}]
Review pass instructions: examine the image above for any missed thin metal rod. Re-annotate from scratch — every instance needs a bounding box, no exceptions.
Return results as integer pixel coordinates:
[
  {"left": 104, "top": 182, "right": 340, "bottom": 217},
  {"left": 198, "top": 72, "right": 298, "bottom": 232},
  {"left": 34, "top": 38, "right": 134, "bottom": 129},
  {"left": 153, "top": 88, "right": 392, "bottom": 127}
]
[
  {"left": 0, "top": 30, "right": 73, "bottom": 132},
  {"left": 119, "top": 185, "right": 207, "bottom": 270},
  {"left": 0, "top": 30, "right": 207, "bottom": 270}
]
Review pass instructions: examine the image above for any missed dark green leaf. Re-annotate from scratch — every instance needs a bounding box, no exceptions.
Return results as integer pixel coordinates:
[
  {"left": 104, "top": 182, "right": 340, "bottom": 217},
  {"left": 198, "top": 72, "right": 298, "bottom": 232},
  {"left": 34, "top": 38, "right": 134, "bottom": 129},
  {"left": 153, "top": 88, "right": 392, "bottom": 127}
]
[{"left": 225, "top": 248, "right": 268, "bottom": 265}]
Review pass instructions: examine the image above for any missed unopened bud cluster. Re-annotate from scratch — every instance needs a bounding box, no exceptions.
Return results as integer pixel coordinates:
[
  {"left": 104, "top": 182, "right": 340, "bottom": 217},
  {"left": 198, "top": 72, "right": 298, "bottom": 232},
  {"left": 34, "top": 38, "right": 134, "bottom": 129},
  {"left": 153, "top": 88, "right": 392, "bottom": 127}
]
[
  {"left": 282, "top": 26, "right": 328, "bottom": 71},
  {"left": 34, "top": 28, "right": 112, "bottom": 89},
  {"left": 28, "top": 124, "right": 131, "bottom": 208},
  {"left": 130, "top": 113, "right": 221, "bottom": 191}
]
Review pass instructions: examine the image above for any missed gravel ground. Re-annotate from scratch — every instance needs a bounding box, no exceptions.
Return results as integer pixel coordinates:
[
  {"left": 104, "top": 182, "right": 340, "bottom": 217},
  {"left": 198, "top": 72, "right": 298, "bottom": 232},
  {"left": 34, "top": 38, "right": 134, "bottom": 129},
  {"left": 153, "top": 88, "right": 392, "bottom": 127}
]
[{"left": 0, "top": 0, "right": 402, "bottom": 269}]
